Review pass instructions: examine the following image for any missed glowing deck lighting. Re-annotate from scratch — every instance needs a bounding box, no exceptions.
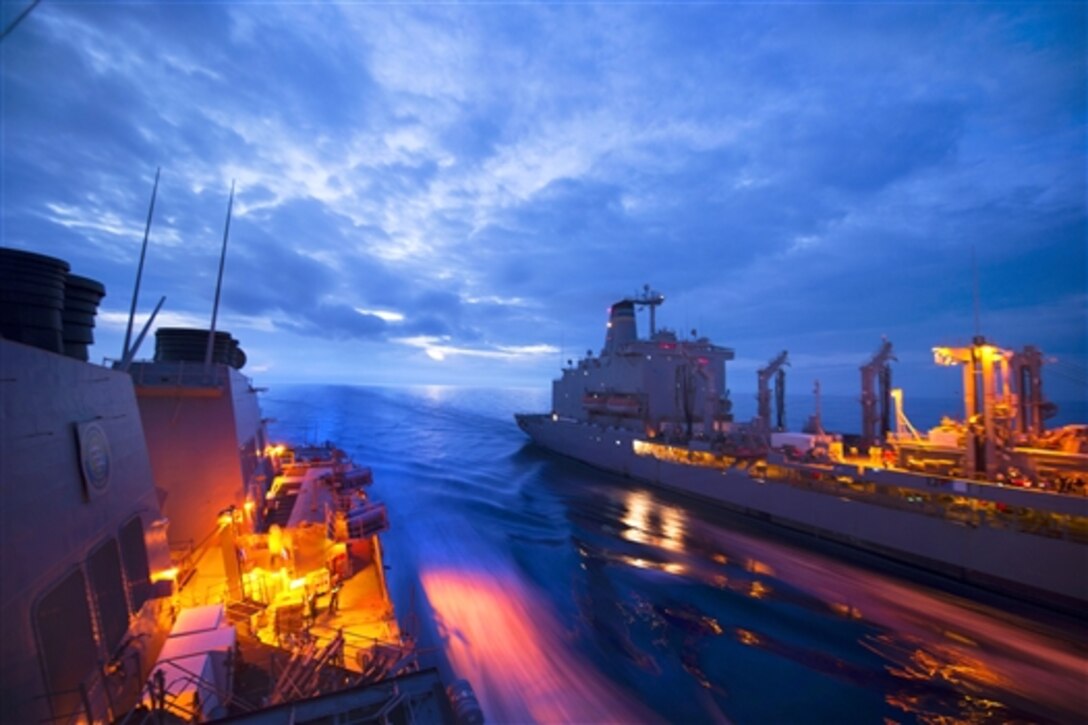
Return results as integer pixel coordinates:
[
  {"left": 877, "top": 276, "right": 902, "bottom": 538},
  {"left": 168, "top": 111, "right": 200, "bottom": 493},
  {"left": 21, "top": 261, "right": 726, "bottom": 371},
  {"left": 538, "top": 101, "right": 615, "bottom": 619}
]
[
  {"left": 932, "top": 347, "right": 957, "bottom": 366},
  {"left": 151, "top": 567, "right": 179, "bottom": 583}
]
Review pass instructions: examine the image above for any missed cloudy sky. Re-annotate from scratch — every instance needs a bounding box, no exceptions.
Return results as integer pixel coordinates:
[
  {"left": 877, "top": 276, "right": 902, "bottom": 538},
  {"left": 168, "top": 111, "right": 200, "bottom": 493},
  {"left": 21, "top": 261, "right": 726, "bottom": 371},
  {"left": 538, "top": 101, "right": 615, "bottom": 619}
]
[{"left": 1, "top": 1, "right": 1084, "bottom": 402}]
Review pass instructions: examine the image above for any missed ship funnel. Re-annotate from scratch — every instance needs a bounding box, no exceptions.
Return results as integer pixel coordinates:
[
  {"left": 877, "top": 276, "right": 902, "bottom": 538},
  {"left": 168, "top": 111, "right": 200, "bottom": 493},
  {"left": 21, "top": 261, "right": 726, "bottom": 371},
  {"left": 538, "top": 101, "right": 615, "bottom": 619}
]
[
  {"left": 603, "top": 300, "right": 637, "bottom": 355},
  {"left": 62, "top": 274, "right": 106, "bottom": 361},
  {"left": 154, "top": 327, "right": 247, "bottom": 369},
  {"left": 1, "top": 248, "right": 105, "bottom": 361}
]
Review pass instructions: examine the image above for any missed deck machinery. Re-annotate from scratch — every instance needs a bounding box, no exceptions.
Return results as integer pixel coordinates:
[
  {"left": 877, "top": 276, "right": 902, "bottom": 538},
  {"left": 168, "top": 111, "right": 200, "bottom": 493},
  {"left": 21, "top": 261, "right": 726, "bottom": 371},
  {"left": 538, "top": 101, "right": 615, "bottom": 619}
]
[
  {"left": 881, "top": 336, "right": 1085, "bottom": 489},
  {"left": 757, "top": 351, "right": 789, "bottom": 434},
  {"left": 860, "top": 339, "right": 895, "bottom": 449}
]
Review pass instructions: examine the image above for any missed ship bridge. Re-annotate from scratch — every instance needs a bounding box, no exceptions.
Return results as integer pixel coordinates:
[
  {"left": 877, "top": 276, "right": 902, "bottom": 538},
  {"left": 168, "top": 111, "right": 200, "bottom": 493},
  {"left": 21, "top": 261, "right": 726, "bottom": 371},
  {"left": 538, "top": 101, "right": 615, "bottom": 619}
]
[{"left": 554, "top": 288, "right": 734, "bottom": 438}]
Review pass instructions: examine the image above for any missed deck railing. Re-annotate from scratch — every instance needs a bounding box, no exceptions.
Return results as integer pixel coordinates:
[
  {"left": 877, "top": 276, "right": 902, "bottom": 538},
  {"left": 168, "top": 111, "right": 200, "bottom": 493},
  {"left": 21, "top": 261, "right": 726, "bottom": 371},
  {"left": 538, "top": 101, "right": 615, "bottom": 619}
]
[{"left": 120, "top": 359, "right": 229, "bottom": 389}]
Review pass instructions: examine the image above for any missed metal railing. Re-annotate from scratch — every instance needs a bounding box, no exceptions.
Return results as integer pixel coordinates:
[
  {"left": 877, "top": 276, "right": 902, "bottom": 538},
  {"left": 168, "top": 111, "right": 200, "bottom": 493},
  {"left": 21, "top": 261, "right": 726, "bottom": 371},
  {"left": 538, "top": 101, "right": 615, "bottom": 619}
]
[
  {"left": 116, "top": 653, "right": 257, "bottom": 724},
  {"left": 122, "top": 359, "right": 228, "bottom": 389}
]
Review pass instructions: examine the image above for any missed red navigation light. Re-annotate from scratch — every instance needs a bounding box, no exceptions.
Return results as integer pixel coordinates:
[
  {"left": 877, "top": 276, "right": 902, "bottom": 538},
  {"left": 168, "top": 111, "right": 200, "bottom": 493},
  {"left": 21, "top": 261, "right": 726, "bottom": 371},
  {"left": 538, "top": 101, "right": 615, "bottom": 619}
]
[
  {"left": 659, "top": 343, "right": 676, "bottom": 350},
  {"left": 697, "top": 357, "right": 709, "bottom": 365}
]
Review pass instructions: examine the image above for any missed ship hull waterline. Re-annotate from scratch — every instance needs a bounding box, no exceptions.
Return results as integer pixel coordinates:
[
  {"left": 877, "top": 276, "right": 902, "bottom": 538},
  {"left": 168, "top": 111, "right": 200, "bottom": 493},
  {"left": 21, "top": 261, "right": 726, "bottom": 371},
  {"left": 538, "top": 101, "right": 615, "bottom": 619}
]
[{"left": 516, "top": 414, "right": 1087, "bottom": 616}]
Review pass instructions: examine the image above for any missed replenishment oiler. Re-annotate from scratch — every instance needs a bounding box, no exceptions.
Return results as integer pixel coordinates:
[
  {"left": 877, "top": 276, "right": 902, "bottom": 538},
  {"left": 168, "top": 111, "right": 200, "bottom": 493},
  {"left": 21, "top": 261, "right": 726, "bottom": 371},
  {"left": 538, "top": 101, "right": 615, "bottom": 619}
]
[{"left": 516, "top": 288, "right": 1088, "bottom": 614}]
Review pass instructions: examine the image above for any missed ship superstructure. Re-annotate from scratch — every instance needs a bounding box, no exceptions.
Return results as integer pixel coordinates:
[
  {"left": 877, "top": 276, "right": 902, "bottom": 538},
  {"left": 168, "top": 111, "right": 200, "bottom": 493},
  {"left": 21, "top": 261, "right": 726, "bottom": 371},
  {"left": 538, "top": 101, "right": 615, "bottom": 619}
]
[
  {"left": 518, "top": 289, "right": 1088, "bottom": 613},
  {"left": 1, "top": 250, "right": 173, "bottom": 723},
  {"left": 2, "top": 244, "right": 472, "bottom": 723},
  {"left": 553, "top": 288, "right": 735, "bottom": 440},
  {"left": 126, "top": 328, "right": 272, "bottom": 581}
]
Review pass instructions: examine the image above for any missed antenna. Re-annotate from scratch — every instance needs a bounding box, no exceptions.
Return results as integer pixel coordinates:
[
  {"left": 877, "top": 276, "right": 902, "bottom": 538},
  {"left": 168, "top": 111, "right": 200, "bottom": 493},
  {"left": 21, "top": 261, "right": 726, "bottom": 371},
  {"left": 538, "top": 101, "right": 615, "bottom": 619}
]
[
  {"left": 0, "top": 0, "right": 41, "bottom": 42},
  {"left": 120, "top": 295, "right": 166, "bottom": 371},
  {"left": 123, "top": 167, "right": 160, "bottom": 361},
  {"left": 204, "top": 180, "right": 235, "bottom": 373},
  {"left": 971, "top": 245, "right": 982, "bottom": 341}
]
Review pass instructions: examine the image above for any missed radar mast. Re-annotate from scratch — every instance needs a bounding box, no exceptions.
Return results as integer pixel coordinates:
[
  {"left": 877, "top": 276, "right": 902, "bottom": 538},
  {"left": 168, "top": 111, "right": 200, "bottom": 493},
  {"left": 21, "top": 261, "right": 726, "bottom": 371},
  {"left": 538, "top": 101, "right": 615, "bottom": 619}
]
[{"left": 633, "top": 284, "right": 665, "bottom": 336}]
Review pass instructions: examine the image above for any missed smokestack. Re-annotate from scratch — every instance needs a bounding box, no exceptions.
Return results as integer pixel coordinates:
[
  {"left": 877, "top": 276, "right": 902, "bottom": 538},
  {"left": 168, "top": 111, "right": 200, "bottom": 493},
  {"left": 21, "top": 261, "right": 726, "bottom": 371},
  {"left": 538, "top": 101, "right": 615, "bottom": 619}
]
[
  {"left": 62, "top": 274, "right": 106, "bottom": 361},
  {"left": 0, "top": 249, "right": 105, "bottom": 361},
  {"left": 603, "top": 300, "right": 637, "bottom": 356}
]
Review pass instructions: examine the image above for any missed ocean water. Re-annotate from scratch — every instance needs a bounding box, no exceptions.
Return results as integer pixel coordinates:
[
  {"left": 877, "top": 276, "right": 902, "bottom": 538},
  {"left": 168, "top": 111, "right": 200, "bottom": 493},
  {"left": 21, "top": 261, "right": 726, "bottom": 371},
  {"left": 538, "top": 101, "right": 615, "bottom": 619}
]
[{"left": 262, "top": 385, "right": 1086, "bottom": 724}]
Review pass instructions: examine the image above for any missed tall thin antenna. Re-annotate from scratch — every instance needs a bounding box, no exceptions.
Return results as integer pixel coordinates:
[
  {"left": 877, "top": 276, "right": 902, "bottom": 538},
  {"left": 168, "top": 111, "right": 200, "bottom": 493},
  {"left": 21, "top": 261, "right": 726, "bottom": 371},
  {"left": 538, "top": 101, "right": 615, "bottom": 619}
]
[
  {"left": 204, "top": 180, "right": 235, "bottom": 373},
  {"left": 971, "top": 245, "right": 982, "bottom": 339},
  {"left": 120, "top": 295, "right": 166, "bottom": 372},
  {"left": 0, "top": 0, "right": 41, "bottom": 42},
  {"left": 123, "top": 167, "right": 160, "bottom": 361}
]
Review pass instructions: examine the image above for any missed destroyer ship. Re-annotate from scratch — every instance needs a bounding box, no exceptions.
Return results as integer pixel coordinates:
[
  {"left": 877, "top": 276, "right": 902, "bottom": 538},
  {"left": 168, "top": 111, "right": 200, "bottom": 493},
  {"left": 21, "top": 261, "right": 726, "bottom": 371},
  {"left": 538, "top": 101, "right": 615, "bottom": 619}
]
[
  {"left": 1, "top": 245, "right": 476, "bottom": 723},
  {"left": 517, "top": 289, "right": 1088, "bottom": 614}
]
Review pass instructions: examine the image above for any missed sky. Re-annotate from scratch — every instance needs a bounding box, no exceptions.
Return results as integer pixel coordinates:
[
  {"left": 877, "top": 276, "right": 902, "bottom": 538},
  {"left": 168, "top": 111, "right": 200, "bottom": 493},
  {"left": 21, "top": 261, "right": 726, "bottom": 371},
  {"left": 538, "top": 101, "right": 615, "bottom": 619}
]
[{"left": 1, "top": 1, "right": 1085, "bottom": 405}]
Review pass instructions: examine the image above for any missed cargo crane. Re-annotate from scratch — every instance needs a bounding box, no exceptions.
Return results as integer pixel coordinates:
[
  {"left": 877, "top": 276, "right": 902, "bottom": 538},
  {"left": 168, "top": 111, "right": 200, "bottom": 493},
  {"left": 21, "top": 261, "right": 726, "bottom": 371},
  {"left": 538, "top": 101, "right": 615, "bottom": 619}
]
[
  {"left": 930, "top": 336, "right": 1056, "bottom": 478},
  {"left": 860, "top": 339, "right": 895, "bottom": 448},
  {"left": 1009, "top": 345, "right": 1051, "bottom": 438},
  {"left": 757, "top": 351, "right": 789, "bottom": 433},
  {"left": 880, "top": 337, "right": 1084, "bottom": 486}
]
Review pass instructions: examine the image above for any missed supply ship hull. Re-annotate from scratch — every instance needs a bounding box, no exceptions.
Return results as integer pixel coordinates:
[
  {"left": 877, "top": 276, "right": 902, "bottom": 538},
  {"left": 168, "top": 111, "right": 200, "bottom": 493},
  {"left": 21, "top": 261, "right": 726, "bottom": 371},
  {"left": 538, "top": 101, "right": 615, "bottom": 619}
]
[
  {"left": 517, "top": 415, "right": 1087, "bottom": 612},
  {"left": 516, "top": 289, "right": 1088, "bottom": 615}
]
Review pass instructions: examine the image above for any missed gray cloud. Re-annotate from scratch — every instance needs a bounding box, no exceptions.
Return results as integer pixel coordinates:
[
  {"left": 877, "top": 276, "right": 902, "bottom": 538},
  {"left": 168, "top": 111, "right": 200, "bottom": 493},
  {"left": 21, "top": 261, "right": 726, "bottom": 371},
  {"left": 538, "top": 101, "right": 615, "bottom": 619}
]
[{"left": 1, "top": 1, "right": 1082, "bottom": 396}]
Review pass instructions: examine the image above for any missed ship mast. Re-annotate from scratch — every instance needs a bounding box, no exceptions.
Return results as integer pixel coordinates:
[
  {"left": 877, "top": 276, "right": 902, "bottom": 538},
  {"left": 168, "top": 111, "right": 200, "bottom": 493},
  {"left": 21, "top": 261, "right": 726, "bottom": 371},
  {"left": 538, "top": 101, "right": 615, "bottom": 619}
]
[
  {"left": 633, "top": 284, "right": 665, "bottom": 336},
  {"left": 204, "top": 181, "right": 235, "bottom": 374},
  {"left": 122, "top": 167, "right": 160, "bottom": 362}
]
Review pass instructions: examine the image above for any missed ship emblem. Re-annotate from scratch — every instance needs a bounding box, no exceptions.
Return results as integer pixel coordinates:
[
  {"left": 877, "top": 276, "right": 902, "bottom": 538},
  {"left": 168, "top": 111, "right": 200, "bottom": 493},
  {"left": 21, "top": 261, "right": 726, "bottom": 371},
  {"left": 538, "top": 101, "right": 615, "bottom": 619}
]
[{"left": 77, "top": 421, "right": 111, "bottom": 497}]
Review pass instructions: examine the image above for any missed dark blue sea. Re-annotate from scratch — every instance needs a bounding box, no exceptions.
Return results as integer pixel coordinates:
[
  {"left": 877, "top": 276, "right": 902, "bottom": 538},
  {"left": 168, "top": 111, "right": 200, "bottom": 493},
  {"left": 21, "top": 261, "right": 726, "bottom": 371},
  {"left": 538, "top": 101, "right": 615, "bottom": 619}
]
[{"left": 263, "top": 386, "right": 1086, "bottom": 724}]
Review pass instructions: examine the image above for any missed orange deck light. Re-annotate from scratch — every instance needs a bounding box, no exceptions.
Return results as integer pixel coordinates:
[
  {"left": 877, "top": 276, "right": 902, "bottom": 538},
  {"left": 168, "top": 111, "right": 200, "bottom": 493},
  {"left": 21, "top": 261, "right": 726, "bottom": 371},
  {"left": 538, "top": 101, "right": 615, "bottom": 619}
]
[{"left": 151, "top": 567, "right": 179, "bottom": 583}]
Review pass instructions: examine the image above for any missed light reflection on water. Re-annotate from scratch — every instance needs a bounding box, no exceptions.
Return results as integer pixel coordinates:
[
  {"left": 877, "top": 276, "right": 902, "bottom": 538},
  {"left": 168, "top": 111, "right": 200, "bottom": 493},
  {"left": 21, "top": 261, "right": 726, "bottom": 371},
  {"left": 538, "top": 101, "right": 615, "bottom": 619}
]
[
  {"left": 264, "top": 385, "right": 1087, "bottom": 723},
  {"left": 622, "top": 490, "right": 687, "bottom": 555},
  {"left": 420, "top": 566, "right": 656, "bottom": 723}
]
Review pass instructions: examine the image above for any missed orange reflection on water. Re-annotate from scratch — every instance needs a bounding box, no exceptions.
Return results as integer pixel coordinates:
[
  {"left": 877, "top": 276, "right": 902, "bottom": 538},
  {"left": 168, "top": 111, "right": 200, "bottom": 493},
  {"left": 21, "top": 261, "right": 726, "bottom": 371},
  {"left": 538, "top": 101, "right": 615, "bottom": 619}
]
[
  {"left": 829, "top": 602, "right": 864, "bottom": 620},
  {"left": 420, "top": 568, "right": 651, "bottom": 723},
  {"left": 736, "top": 628, "right": 761, "bottom": 646},
  {"left": 862, "top": 632, "right": 1016, "bottom": 723},
  {"left": 897, "top": 647, "right": 1006, "bottom": 690},
  {"left": 621, "top": 490, "right": 687, "bottom": 553},
  {"left": 616, "top": 555, "right": 688, "bottom": 576},
  {"left": 864, "top": 634, "right": 1007, "bottom": 691},
  {"left": 745, "top": 558, "right": 775, "bottom": 576}
]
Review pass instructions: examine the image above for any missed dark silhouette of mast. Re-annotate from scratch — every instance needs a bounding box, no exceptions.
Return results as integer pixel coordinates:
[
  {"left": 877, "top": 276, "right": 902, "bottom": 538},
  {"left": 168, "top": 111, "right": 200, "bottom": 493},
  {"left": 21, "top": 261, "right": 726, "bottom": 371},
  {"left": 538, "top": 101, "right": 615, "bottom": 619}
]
[
  {"left": 122, "top": 167, "right": 160, "bottom": 362},
  {"left": 204, "top": 181, "right": 235, "bottom": 373}
]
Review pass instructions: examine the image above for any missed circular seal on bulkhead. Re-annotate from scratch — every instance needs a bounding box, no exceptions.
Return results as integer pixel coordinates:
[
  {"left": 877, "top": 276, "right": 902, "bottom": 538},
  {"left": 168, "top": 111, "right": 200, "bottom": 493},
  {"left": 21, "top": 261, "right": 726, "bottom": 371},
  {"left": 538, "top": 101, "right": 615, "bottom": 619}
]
[{"left": 78, "top": 421, "right": 111, "bottom": 496}]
